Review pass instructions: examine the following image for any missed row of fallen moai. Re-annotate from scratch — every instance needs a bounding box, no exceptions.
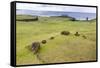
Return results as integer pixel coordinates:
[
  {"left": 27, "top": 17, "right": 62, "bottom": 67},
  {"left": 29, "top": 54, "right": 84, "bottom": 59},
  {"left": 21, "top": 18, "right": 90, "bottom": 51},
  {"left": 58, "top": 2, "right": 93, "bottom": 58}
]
[
  {"left": 28, "top": 31, "right": 87, "bottom": 54},
  {"left": 30, "top": 37, "right": 55, "bottom": 54},
  {"left": 61, "top": 31, "right": 87, "bottom": 39}
]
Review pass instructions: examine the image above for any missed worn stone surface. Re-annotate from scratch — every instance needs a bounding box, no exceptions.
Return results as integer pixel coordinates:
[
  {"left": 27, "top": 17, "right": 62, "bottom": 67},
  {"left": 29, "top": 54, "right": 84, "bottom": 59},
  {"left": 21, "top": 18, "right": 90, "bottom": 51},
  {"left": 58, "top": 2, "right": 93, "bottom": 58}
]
[
  {"left": 41, "top": 40, "right": 47, "bottom": 44},
  {"left": 61, "top": 31, "right": 70, "bottom": 35},
  {"left": 31, "top": 42, "right": 40, "bottom": 54},
  {"left": 74, "top": 32, "right": 80, "bottom": 36},
  {"left": 82, "top": 35, "right": 87, "bottom": 39},
  {"left": 50, "top": 37, "right": 54, "bottom": 40}
]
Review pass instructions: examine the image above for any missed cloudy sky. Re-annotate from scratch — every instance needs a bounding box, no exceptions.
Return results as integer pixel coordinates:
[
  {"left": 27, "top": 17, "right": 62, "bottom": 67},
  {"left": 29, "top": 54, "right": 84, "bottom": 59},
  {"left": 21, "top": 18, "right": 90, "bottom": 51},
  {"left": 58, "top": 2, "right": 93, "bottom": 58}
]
[{"left": 16, "top": 3, "right": 96, "bottom": 13}]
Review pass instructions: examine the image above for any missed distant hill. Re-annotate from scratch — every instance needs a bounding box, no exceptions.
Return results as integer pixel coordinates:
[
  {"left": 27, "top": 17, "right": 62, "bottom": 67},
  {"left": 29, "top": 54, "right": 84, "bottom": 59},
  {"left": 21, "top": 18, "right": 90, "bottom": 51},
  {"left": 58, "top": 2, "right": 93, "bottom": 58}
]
[
  {"left": 16, "top": 14, "right": 75, "bottom": 22},
  {"left": 16, "top": 15, "right": 96, "bottom": 22},
  {"left": 16, "top": 15, "right": 38, "bottom": 21},
  {"left": 17, "top": 9, "right": 96, "bottom": 20}
]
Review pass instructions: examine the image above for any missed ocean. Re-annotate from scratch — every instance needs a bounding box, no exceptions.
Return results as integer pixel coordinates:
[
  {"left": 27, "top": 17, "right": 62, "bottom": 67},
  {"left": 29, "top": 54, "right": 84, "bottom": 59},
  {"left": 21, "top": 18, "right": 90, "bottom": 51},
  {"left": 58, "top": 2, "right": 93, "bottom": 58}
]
[{"left": 16, "top": 9, "right": 96, "bottom": 20}]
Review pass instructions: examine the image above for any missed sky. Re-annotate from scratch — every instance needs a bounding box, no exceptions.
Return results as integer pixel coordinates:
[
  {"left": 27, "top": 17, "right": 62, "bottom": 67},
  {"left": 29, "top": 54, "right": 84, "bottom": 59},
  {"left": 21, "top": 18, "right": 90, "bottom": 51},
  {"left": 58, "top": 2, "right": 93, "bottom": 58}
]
[{"left": 16, "top": 3, "right": 96, "bottom": 13}]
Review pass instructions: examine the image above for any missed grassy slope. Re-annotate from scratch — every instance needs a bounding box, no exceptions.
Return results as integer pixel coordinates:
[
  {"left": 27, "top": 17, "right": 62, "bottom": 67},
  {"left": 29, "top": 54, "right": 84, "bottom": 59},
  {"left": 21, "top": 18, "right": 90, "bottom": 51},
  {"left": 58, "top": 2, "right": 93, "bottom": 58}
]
[{"left": 16, "top": 15, "right": 96, "bottom": 65}]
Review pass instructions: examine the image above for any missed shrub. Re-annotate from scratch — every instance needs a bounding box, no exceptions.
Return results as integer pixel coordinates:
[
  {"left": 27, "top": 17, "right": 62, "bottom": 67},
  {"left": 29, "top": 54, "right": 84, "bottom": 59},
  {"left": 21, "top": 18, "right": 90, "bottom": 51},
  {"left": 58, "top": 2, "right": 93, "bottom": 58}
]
[{"left": 71, "top": 18, "right": 76, "bottom": 21}]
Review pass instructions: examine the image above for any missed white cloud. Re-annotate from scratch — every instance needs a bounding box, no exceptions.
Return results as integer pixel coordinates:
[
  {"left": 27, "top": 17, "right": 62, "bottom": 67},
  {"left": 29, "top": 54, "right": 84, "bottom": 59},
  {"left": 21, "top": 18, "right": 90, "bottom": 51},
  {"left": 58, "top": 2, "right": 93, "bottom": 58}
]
[{"left": 16, "top": 3, "right": 96, "bottom": 13}]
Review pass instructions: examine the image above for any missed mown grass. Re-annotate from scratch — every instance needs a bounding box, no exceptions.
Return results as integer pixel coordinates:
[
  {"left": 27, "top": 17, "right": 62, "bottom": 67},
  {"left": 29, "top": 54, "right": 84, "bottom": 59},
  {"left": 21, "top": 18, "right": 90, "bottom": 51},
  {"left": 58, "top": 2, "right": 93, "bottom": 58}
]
[{"left": 16, "top": 15, "right": 96, "bottom": 65}]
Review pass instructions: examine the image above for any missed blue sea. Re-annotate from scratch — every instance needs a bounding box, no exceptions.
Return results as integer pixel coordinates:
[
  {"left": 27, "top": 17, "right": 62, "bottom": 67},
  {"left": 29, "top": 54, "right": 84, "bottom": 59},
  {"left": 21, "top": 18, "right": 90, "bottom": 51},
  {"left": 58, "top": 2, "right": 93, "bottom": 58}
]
[{"left": 16, "top": 9, "right": 96, "bottom": 20}]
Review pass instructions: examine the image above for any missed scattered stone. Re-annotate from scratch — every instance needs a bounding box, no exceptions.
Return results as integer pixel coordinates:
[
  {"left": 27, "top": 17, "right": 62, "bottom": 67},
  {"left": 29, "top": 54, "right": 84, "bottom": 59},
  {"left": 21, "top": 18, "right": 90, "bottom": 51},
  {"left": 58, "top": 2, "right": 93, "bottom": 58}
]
[
  {"left": 82, "top": 35, "right": 87, "bottom": 39},
  {"left": 41, "top": 40, "right": 47, "bottom": 44},
  {"left": 50, "top": 37, "right": 54, "bottom": 40},
  {"left": 61, "top": 31, "right": 70, "bottom": 35},
  {"left": 31, "top": 42, "right": 40, "bottom": 54},
  {"left": 74, "top": 32, "right": 80, "bottom": 36}
]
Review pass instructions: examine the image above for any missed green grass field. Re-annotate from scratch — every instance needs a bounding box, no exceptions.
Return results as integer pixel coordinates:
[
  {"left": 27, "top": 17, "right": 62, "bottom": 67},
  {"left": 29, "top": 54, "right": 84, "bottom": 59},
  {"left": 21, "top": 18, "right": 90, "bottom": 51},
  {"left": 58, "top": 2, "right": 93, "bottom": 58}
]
[{"left": 16, "top": 15, "right": 96, "bottom": 65}]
